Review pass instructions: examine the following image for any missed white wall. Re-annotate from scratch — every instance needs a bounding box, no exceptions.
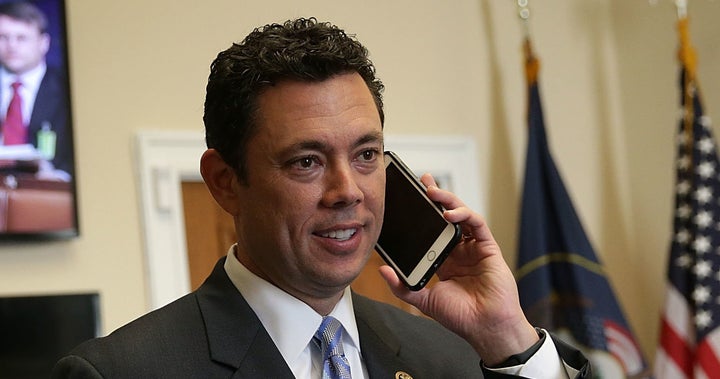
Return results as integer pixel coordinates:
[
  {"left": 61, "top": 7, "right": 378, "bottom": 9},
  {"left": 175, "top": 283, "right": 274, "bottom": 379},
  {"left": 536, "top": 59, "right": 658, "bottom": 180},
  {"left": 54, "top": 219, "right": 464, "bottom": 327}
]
[{"left": 0, "top": 0, "right": 717, "bottom": 363}]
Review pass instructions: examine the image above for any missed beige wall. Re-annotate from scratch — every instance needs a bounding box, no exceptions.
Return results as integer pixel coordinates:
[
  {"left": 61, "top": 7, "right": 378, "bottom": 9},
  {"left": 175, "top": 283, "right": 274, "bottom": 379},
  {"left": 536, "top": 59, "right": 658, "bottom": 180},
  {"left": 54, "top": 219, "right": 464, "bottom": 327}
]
[{"left": 0, "top": 0, "right": 717, "bottom": 363}]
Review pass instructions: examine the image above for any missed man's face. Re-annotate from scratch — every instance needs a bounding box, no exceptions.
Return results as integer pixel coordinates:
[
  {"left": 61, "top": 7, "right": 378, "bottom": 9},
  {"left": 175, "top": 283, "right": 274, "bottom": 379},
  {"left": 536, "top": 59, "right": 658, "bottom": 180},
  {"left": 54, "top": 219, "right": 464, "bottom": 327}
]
[
  {"left": 233, "top": 72, "right": 385, "bottom": 303},
  {"left": 0, "top": 15, "right": 49, "bottom": 75}
]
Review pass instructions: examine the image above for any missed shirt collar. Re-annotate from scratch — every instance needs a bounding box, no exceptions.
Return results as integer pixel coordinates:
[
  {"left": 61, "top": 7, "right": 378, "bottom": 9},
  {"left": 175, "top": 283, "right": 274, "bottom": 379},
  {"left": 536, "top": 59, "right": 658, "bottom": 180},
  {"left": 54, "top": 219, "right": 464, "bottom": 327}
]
[
  {"left": 1, "top": 62, "right": 46, "bottom": 90},
  {"left": 223, "top": 245, "right": 362, "bottom": 365}
]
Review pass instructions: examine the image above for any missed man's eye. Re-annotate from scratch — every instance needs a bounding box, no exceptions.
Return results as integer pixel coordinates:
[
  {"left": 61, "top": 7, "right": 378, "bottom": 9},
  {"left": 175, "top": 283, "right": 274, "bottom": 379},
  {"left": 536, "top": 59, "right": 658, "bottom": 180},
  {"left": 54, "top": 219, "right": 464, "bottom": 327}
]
[
  {"left": 298, "top": 157, "right": 313, "bottom": 168},
  {"left": 359, "top": 149, "right": 378, "bottom": 161},
  {"left": 292, "top": 156, "right": 319, "bottom": 169}
]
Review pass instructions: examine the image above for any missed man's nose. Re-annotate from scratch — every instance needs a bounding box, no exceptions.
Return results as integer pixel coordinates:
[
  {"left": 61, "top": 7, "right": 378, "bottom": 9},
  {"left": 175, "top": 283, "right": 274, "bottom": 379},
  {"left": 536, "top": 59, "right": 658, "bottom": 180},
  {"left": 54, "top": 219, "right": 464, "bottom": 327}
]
[{"left": 321, "top": 163, "right": 364, "bottom": 208}]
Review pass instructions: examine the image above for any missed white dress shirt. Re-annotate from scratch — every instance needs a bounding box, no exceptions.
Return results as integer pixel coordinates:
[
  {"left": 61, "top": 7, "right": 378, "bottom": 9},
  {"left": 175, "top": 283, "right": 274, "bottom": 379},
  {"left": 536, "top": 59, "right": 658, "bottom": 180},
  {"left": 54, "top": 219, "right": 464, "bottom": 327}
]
[
  {"left": 224, "top": 246, "right": 369, "bottom": 379},
  {"left": 223, "top": 245, "right": 579, "bottom": 378}
]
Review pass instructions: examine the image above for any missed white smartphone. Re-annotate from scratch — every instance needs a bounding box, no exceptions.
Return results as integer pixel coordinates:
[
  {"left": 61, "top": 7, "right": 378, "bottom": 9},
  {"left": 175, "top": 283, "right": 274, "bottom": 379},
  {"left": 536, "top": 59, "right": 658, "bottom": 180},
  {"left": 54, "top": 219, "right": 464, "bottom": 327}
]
[{"left": 375, "top": 151, "right": 461, "bottom": 290}]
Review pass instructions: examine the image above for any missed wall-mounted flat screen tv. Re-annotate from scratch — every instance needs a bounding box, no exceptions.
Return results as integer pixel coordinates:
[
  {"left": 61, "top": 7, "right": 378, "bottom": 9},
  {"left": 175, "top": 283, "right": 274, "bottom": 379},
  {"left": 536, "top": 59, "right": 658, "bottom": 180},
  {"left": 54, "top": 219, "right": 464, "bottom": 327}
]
[
  {"left": 0, "top": 293, "right": 100, "bottom": 378},
  {"left": 0, "top": 0, "right": 78, "bottom": 240}
]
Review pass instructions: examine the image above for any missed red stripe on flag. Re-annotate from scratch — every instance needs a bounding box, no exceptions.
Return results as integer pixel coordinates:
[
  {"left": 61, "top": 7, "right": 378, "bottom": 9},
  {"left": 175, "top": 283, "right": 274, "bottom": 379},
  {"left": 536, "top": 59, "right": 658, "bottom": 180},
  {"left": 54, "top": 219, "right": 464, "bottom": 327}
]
[
  {"left": 696, "top": 339, "right": 720, "bottom": 377},
  {"left": 659, "top": 317, "right": 693, "bottom": 377},
  {"left": 605, "top": 319, "right": 643, "bottom": 374}
]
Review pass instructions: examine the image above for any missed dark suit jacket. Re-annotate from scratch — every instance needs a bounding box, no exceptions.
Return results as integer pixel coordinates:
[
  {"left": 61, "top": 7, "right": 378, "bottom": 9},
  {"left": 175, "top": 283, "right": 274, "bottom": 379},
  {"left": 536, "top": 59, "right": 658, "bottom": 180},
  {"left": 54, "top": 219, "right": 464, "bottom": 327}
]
[
  {"left": 52, "top": 258, "right": 590, "bottom": 378},
  {"left": 2, "top": 66, "right": 74, "bottom": 175}
]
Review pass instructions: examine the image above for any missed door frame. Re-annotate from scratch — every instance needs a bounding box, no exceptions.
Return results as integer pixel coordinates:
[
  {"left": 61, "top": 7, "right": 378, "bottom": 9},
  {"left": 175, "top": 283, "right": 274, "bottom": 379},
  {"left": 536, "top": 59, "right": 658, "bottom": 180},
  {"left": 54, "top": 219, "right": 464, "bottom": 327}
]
[
  {"left": 135, "top": 130, "right": 482, "bottom": 311},
  {"left": 135, "top": 130, "right": 205, "bottom": 310}
]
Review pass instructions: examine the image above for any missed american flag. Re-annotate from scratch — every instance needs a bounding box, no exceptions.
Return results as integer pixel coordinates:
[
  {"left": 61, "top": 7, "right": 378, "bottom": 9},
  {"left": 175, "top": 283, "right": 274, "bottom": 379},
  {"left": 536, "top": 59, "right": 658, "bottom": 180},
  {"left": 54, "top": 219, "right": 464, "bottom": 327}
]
[{"left": 654, "top": 18, "right": 720, "bottom": 379}]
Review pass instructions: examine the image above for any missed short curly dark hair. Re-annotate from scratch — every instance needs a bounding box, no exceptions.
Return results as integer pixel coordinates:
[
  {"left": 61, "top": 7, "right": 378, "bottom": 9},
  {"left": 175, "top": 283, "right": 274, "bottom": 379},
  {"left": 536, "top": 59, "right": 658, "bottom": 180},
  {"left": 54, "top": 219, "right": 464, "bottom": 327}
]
[{"left": 203, "top": 17, "right": 385, "bottom": 182}]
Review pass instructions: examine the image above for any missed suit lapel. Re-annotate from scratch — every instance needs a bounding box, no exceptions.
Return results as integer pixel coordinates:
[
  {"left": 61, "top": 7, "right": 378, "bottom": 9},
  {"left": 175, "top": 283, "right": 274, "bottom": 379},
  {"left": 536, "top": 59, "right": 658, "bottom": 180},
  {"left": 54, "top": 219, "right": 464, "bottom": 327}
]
[
  {"left": 196, "top": 260, "right": 424, "bottom": 378},
  {"left": 27, "top": 69, "right": 63, "bottom": 144},
  {"left": 354, "top": 293, "right": 416, "bottom": 378},
  {"left": 196, "top": 258, "right": 295, "bottom": 378}
]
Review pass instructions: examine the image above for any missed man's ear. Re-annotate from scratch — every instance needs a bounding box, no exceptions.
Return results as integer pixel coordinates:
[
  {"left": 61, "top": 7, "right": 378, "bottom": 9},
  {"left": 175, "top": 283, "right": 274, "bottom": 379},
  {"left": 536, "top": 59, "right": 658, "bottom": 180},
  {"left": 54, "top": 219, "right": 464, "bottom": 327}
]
[
  {"left": 200, "top": 149, "right": 243, "bottom": 216},
  {"left": 40, "top": 33, "right": 50, "bottom": 55}
]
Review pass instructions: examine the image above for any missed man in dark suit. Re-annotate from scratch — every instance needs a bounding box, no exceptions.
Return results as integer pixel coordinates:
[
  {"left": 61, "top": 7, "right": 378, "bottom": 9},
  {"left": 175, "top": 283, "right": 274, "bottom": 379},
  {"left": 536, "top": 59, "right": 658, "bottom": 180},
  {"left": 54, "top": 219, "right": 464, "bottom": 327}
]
[
  {"left": 54, "top": 18, "right": 591, "bottom": 378},
  {"left": 0, "top": 1, "right": 73, "bottom": 178}
]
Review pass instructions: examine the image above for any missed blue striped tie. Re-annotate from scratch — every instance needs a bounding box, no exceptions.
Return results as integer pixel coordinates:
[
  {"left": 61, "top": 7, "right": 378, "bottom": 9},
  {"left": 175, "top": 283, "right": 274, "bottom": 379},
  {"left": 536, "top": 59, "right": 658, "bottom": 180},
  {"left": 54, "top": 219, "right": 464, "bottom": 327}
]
[{"left": 314, "top": 316, "right": 352, "bottom": 379}]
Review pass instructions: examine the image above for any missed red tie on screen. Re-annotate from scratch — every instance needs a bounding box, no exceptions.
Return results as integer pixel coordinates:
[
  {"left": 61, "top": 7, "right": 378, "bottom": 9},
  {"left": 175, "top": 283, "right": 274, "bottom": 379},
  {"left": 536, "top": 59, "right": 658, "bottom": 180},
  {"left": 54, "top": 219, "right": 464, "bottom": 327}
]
[{"left": 4, "top": 81, "right": 25, "bottom": 145}]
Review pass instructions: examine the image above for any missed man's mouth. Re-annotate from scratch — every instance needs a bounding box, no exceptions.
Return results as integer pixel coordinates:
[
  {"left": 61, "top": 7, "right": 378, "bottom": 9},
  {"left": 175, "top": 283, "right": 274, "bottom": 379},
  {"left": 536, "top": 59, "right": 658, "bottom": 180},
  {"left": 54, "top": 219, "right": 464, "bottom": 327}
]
[{"left": 319, "top": 228, "right": 357, "bottom": 241}]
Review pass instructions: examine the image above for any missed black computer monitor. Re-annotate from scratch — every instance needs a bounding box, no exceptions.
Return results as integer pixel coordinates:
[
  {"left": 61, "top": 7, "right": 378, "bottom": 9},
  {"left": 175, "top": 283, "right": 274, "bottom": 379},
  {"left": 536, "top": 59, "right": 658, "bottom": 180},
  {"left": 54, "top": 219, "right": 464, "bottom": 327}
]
[{"left": 0, "top": 293, "right": 100, "bottom": 378}]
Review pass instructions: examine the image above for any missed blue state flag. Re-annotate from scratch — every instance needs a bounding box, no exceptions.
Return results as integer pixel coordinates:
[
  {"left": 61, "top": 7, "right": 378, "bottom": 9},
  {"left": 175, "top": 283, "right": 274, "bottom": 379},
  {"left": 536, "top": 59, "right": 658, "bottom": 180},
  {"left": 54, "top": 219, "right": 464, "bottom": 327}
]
[{"left": 516, "top": 39, "right": 650, "bottom": 378}]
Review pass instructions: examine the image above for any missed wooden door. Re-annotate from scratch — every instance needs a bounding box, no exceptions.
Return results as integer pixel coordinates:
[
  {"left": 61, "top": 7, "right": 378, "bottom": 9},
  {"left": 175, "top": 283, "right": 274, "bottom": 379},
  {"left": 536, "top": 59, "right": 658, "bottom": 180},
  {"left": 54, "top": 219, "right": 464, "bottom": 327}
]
[
  {"left": 180, "top": 182, "right": 235, "bottom": 289},
  {"left": 180, "top": 181, "right": 422, "bottom": 315}
]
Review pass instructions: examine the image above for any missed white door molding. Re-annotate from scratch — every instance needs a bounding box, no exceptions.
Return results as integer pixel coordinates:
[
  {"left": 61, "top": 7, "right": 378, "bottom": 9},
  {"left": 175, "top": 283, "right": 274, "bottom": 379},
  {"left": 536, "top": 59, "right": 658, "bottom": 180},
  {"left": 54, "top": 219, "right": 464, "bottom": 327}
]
[{"left": 135, "top": 130, "right": 205, "bottom": 311}]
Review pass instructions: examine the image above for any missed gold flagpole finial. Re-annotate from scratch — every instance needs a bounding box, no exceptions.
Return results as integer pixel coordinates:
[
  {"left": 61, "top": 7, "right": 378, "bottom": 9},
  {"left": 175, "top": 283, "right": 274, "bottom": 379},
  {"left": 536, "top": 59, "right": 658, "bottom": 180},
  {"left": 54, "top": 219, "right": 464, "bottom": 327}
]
[
  {"left": 674, "top": 0, "right": 697, "bottom": 156},
  {"left": 676, "top": 1, "right": 697, "bottom": 81},
  {"left": 517, "top": 0, "right": 538, "bottom": 85},
  {"left": 524, "top": 39, "right": 539, "bottom": 86}
]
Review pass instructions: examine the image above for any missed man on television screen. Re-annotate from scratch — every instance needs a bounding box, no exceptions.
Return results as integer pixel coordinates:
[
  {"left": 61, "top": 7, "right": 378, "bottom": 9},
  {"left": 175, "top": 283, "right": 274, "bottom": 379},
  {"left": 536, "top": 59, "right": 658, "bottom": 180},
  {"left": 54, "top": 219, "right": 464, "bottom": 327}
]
[{"left": 0, "top": 0, "right": 72, "bottom": 181}]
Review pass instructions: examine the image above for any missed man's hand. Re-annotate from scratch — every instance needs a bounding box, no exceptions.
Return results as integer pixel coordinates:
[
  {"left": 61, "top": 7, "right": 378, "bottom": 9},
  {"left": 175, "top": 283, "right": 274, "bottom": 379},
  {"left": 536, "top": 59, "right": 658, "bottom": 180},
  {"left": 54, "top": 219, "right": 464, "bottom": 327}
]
[{"left": 378, "top": 173, "right": 539, "bottom": 365}]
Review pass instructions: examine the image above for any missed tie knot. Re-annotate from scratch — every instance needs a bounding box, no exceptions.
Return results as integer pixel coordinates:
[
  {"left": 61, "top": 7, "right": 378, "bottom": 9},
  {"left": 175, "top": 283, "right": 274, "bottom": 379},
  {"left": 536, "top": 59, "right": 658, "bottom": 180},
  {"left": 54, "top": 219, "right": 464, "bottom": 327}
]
[
  {"left": 314, "top": 316, "right": 351, "bottom": 379},
  {"left": 314, "top": 316, "right": 344, "bottom": 354},
  {"left": 11, "top": 81, "right": 21, "bottom": 91}
]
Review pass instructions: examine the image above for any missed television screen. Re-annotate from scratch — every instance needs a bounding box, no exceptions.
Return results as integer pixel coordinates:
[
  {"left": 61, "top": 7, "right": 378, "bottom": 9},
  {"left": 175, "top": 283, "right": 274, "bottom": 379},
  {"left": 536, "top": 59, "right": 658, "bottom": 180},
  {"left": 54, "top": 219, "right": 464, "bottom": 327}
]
[
  {"left": 0, "top": 293, "right": 100, "bottom": 378},
  {"left": 0, "top": 0, "right": 78, "bottom": 240}
]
